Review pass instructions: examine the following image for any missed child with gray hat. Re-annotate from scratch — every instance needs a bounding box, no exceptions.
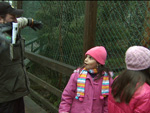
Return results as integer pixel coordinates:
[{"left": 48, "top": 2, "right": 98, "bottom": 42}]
[{"left": 108, "top": 46, "right": 150, "bottom": 113}]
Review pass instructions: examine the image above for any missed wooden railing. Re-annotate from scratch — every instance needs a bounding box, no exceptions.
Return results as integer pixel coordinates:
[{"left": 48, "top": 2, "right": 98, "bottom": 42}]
[{"left": 25, "top": 50, "right": 76, "bottom": 113}]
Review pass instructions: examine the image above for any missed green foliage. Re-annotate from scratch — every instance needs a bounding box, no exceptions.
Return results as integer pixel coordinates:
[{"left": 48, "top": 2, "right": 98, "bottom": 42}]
[
  {"left": 32, "top": 1, "right": 85, "bottom": 66},
  {"left": 96, "top": 1, "right": 146, "bottom": 70}
]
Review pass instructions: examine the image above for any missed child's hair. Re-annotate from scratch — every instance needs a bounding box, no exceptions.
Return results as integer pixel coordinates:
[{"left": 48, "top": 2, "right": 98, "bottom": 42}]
[
  {"left": 111, "top": 46, "right": 150, "bottom": 104},
  {"left": 112, "top": 68, "right": 150, "bottom": 104},
  {"left": 97, "top": 64, "right": 111, "bottom": 79},
  {"left": 80, "top": 64, "right": 111, "bottom": 79}
]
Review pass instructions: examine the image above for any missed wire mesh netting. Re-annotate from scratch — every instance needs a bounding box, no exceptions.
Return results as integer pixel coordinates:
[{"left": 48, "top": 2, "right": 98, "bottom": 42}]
[
  {"left": 22, "top": 1, "right": 85, "bottom": 67},
  {"left": 21, "top": 1, "right": 150, "bottom": 72},
  {"left": 96, "top": 1, "right": 149, "bottom": 72}
]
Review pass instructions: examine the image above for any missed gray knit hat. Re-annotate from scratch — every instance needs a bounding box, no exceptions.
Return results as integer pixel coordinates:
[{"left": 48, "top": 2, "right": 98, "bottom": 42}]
[{"left": 125, "top": 46, "right": 150, "bottom": 70}]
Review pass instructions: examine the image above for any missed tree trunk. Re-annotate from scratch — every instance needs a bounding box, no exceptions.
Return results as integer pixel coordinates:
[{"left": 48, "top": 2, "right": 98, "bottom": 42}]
[
  {"left": 17, "top": 1, "right": 23, "bottom": 9},
  {"left": 83, "top": 1, "right": 98, "bottom": 59}
]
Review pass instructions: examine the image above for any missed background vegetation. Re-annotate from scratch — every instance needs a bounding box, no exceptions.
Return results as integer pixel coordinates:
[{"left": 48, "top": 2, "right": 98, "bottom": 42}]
[{"left": 21, "top": 1, "right": 147, "bottom": 68}]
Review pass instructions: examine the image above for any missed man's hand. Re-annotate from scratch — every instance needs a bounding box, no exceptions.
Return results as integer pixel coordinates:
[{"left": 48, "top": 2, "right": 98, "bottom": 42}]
[{"left": 28, "top": 18, "right": 43, "bottom": 31}]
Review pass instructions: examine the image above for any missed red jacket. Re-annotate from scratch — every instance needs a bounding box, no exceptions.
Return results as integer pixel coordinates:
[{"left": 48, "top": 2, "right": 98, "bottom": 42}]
[
  {"left": 59, "top": 69, "right": 113, "bottom": 113},
  {"left": 108, "top": 83, "right": 150, "bottom": 113}
]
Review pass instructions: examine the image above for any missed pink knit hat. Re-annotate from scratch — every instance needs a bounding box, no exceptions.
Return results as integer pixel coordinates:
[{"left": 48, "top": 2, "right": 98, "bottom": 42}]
[
  {"left": 85, "top": 46, "right": 107, "bottom": 65},
  {"left": 125, "top": 46, "right": 150, "bottom": 70}
]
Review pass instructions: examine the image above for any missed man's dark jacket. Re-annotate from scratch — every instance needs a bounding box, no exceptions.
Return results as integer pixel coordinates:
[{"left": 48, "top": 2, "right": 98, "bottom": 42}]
[{"left": 0, "top": 23, "right": 30, "bottom": 103}]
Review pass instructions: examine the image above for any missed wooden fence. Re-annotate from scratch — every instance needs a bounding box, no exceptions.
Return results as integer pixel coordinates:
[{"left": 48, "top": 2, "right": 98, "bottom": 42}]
[{"left": 25, "top": 50, "right": 75, "bottom": 113}]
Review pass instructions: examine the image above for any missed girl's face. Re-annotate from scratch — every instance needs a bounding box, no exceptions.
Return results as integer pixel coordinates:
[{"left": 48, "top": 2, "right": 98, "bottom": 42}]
[{"left": 84, "top": 55, "right": 98, "bottom": 70}]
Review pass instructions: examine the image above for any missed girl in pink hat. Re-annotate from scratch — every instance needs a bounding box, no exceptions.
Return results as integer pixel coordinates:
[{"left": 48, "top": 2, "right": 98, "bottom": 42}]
[
  {"left": 108, "top": 46, "right": 150, "bottom": 113},
  {"left": 59, "top": 46, "right": 114, "bottom": 113}
]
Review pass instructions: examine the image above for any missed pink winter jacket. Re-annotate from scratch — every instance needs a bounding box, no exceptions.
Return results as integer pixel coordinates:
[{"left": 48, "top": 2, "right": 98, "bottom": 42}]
[
  {"left": 59, "top": 69, "right": 113, "bottom": 113},
  {"left": 108, "top": 83, "right": 150, "bottom": 113}
]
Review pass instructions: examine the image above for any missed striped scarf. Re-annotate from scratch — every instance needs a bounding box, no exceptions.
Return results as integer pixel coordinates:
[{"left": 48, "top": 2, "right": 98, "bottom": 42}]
[
  {"left": 100, "top": 72, "right": 109, "bottom": 99},
  {"left": 75, "top": 68, "right": 110, "bottom": 101},
  {"left": 75, "top": 68, "right": 98, "bottom": 101}
]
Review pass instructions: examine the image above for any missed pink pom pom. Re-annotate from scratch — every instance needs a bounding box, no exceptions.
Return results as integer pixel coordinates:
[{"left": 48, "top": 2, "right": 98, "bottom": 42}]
[
  {"left": 79, "top": 97, "right": 83, "bottom": 101},
  {"left": 100, "top": 96, "right": 104, "bottom": 99}
]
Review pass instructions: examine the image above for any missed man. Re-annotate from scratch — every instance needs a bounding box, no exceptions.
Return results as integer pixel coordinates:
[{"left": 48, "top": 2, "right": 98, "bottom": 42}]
[{"left": 0, "top": 2, "right": 42, "bottom": 113}]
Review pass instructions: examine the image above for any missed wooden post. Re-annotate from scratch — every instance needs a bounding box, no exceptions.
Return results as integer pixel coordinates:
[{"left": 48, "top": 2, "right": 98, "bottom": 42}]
[
  {"left": 17, "top": 1, "right": 23, "bottom": 9},
  {"left": 83, "top": 1, "right": 98, "bottom": 58},
  {"left": 16, "top": 1, "right": 23, "bottom": 17}
]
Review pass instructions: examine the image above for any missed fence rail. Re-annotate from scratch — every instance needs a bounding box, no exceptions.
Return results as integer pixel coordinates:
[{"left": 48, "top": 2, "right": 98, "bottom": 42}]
[{"left": 25, "top": 50, "right": 75, "bottom": 112}]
